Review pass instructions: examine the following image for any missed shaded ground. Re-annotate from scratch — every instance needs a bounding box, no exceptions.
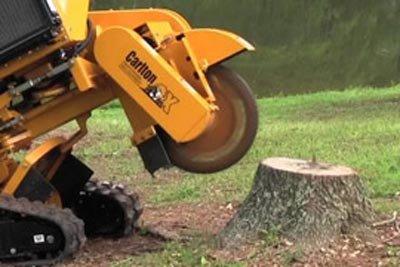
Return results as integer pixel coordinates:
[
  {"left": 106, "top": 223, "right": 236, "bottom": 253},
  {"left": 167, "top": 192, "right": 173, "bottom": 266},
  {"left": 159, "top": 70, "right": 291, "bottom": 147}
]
[
  {"left": 60, "top": 203, "right": 236, "bottom": 267},
  {"left": 57, "top": 199, "right": 400, "bottom": 267},
  {"left": 61, "top": 234, "right": 165, "bottom": 267}
]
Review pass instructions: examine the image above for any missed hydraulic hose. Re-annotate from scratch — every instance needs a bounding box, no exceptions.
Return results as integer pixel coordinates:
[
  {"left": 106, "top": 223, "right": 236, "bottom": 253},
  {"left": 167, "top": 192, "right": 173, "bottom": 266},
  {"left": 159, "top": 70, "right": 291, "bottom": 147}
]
[{"left": 74, "top": 20, "right": 95, "bottom": 56}]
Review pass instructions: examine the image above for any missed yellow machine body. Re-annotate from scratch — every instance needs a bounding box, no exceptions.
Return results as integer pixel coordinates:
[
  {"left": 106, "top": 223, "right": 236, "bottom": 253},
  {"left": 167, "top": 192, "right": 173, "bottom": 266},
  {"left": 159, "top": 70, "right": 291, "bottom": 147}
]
[
  {"left": 94, "top": 27, "right": 213, "bottom": 142},
  {"left": 52, "top": 0, "right": 90, "bottom": 41},
  {"left": 0, "top": 0, "right": 90, "bottom": 79},
  {"left": 0, "top": 0, "right": 255, "bottom": 203},
  {"left": 0, "top": 1, "right": 259, "bottom": 263}
]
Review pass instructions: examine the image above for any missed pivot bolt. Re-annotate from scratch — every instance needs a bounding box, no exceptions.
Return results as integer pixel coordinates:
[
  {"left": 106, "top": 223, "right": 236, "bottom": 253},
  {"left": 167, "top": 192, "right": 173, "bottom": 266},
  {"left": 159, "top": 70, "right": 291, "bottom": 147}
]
[{"left": 46, "top": 235, "right": 55, "bottom": 244}]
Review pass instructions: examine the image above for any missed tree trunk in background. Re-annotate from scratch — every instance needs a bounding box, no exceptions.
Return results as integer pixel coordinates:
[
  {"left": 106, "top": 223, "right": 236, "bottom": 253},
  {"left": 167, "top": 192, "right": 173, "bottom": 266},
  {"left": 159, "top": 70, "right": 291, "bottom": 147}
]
[{"left": 218, "top": 158, "right": 376, "bottom": 248}]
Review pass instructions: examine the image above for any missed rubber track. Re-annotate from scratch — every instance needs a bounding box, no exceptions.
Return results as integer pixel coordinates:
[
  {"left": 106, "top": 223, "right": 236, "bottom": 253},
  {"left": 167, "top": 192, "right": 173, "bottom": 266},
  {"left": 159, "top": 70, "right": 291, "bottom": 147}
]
[
  {"left": 82, "top": 180, "right": 143, "bottom": 237},
  {"left": 0, "top": 195, "right": 86, "bottom": 266}
]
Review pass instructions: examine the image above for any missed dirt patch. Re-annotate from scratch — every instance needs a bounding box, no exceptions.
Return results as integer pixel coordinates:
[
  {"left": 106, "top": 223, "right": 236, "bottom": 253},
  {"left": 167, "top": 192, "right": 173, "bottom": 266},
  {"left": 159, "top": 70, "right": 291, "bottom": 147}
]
[
  {"left": 62, "top": 201, "right": 400, "bottom": 266},
  {"left": 60, "top": 232, "right": 165, "bottom": 267},
  {"left": 143, "top": 202, "right": 238, "bottom": 237},
  {"left": 60, "top": 202, "right": 236, "bottom": 266}
]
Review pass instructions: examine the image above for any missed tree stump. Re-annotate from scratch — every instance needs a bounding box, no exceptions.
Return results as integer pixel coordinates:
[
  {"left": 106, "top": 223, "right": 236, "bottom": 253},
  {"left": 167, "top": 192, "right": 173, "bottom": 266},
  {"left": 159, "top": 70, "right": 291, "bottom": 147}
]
[{"left": 219, "top": 158, "right": 376, "bottom": 248}]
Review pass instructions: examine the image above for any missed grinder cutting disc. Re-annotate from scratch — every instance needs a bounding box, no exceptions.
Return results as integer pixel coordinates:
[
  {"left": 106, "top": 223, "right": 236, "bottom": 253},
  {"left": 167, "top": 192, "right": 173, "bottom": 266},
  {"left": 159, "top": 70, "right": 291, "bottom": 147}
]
[{"left": 160, "top": 65, "right": 259, "bottom": 174}]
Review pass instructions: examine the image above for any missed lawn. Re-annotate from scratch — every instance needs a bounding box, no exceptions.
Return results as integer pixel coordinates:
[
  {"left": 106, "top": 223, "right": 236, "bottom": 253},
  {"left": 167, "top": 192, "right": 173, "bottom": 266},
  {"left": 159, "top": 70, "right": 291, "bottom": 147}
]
[
  {"left": 77, "top": 86, "right": 400, "bottom": 201},
  {"left": 69, "top": 85, "right": 400, "bottom": 266}
]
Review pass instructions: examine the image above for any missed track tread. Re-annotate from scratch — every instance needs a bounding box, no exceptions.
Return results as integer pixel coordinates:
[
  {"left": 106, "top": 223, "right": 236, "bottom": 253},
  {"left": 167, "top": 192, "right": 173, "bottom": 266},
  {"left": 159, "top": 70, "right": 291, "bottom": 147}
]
[
  {"left": 77, "top": 180, "right": 143, "bottom": 237},
  {"left": 0, "top": 195, "right": 86, "bottom": 266}
]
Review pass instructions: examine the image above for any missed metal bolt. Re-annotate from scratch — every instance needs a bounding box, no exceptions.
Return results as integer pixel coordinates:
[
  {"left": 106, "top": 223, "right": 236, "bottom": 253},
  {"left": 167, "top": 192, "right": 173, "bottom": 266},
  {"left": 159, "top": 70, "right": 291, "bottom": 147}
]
[
  {"left": 46, "top": 235, "right": 55, "bottom": 244},
  {"left": 10, "top": 248, "right": 16, "bottom": 255}
]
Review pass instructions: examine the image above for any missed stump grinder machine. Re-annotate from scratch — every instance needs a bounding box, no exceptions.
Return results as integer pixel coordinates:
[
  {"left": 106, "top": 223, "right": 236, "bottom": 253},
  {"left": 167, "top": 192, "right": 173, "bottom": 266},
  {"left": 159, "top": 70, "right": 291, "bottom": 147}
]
[{"left": 0, "top": 0, "right": 258, "bottom": 265}]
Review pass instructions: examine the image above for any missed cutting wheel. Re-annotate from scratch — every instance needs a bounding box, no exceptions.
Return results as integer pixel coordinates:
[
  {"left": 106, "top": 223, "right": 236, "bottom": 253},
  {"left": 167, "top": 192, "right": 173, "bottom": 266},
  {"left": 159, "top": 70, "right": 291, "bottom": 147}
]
[{"left": 160, "top": 65, "right": 259, "bottom": 173}]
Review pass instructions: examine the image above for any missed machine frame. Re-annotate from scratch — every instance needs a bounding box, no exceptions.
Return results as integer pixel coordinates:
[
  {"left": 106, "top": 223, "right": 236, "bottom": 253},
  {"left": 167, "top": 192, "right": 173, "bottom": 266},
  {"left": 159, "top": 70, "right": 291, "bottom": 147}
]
[{"left": 0, "top": 1, "right": 254, "bottom": 203}]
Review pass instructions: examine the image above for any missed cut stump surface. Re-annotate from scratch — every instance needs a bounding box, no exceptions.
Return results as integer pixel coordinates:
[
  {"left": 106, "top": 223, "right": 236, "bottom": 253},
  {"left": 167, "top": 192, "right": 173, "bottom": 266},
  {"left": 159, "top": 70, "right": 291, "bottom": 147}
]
[{"left": 219, "top": 158, "right": 376, "bottom": 248}]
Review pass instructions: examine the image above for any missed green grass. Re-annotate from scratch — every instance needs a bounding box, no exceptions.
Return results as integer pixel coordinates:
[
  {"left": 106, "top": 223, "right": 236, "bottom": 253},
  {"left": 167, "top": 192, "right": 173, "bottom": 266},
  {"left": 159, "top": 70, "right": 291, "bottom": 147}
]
[
  {"left": 76, "top": 85, "right": 400, "bottom": 205},
  {"left": 112, "top": 242, "right": 243, "bottom": 267},
  {"left": 73, "top": 85, "right": 400, "bottom": 266}
]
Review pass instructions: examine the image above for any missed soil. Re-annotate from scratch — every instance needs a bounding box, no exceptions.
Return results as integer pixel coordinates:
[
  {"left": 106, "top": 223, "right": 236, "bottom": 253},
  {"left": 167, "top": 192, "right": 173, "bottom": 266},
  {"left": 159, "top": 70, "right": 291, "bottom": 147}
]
[
  {"left": 61, "top": 234, "right": 165, "bottom": 267},
  {"left": 60, "top": 203, "right": 237, "bottom": 267},
  {"left": 57, "top": 200, "right": 400, "bottom": 267}
]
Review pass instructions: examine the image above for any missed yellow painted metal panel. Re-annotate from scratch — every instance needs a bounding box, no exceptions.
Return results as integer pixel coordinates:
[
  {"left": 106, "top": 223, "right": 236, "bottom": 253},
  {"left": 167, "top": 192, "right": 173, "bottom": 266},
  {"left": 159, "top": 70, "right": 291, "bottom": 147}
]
[
  {"left": 89, "top": 9, "right": 191, "bottom": 33},
  {"left": 94, "top": 27, "right": 213, "bottom": 143},
  {"left": 185, "top": 29, "right": 255, "bottom": 69},
  {"left": 52, "top": 0, "right": 90, "bottom": 41},
  {"left": 0, "top": 38, "right": 68, "bottom": 79},
  {"left": 3, "top": 138, "right": 65, "bottom": 196},
  {"left": 71, "top": 57, "right": 104, "bottom": 91}
]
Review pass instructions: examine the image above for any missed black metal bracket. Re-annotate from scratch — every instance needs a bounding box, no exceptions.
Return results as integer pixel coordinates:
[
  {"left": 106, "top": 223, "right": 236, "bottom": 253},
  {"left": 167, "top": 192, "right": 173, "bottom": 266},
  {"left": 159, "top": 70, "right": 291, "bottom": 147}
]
[{"left": 137, "top": 133, "right": 172, "bottom": 175}]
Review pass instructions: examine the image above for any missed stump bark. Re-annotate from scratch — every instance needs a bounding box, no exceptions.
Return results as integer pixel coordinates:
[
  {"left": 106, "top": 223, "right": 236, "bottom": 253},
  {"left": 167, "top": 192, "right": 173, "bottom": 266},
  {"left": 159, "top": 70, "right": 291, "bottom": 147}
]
[{"left": 219, "top": 158, "right": 376, "bottom": 248}]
